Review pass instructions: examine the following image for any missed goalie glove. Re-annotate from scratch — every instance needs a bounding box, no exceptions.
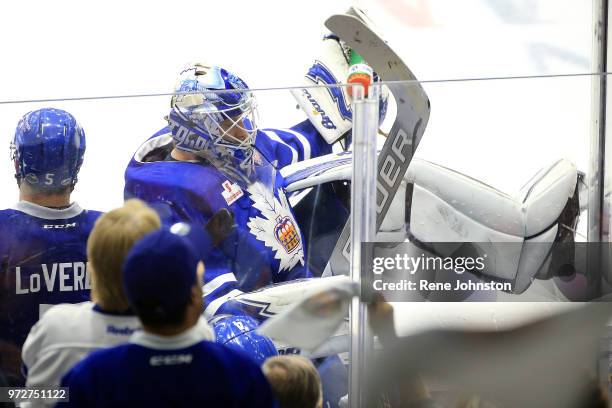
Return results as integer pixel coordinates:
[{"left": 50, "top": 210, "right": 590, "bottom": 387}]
[{"left": 291, "top": 34, "right": 354, "bottom": 144}]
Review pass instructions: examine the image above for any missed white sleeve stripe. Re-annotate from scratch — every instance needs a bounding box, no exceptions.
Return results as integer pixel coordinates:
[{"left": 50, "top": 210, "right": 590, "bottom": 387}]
[
  {"left": 204, "top": 289, "right": 244, "bottom": 317},
  {"left": 263, "top": 130, "right": 298, "bottom": 164},
  {"left": 203, "top": 282, "right": 236, "bottom": 303},
  {"left": 202, "top": 273, "right": 238, "bottom": 296},
  {"left": 282, "top": 129, "right": 312, "bottom": 160}
]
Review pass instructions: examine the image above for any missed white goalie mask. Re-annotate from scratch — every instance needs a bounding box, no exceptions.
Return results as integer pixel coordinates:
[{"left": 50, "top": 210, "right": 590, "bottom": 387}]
[{"left": 168, "top": 63, "right": 259, "bottom": 170}]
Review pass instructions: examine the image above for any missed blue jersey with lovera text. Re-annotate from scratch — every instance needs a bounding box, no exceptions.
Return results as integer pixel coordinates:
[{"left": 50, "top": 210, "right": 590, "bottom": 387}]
[
  {"left": 125, "top": 120, "right": 331, "bottom": 316},
  {"left": 0, "top": 201, "right": 101, "bottom": 385}
]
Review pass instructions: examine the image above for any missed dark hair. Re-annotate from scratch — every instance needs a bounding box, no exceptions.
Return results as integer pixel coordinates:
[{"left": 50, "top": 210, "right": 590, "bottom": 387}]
[{"left": 131, "top": 296, "right": 191, "bottom": 328}]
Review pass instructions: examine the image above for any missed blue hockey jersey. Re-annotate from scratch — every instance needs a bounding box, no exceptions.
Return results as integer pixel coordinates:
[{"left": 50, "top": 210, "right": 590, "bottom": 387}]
[
  {"left": 59, "top": 324, "right": 276, "bottom": 407},
  {"left": 0, "top": 201, "right": 101, "bottom": 385},
  {"left": 125, "top": 120, "right": 331, "bottom": 316}
]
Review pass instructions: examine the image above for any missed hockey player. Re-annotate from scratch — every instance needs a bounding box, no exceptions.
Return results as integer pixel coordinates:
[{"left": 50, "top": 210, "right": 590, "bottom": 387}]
[
  {"left": 124, "top": 36, "right": 387, "bottom": 316},
  {"left": 0, "top": 108, "right": 101, "bottom": 386},
  {"left": 125, "top": 66, "right": 318, "bottom": 315},
  {"left": 125, "top": 64, "right": 316, "bottom": 316}
]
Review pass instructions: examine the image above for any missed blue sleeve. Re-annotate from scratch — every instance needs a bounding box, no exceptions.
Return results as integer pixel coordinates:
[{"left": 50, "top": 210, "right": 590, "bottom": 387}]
[
  {"left": 56, "top": 363, "right": 91, "bottom": 407},
  {"left": 203, "top": 228, "right": 277, "bottom": 317},
  {"left": 288, "top": 120, "right": 333, "bottom": 160},
  {"left": 244, "top": 366, "right": 278, "bottom": 408},
  {"left": 229, "top": 353, "right": 278, "bottom": 408},
  {"left": 202, "top": 247, "right": 242, "bottom": 317},
  {"left": 259, "top": 120, "right": 332, "bottom": 168}
]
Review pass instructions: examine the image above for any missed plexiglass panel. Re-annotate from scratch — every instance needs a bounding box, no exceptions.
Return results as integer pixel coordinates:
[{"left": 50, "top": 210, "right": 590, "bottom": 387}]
[
  {"left": 0, "top": 83, "right": 354, "bottom": 406},
  {"left": 0, "top": 1, "right": 602, "bottom": 407},
  {"left": 362, "top": 75, "right": 595, "bottom": 303},
  {"left": 354, "top": 74, "right": 610, "bottom": 406}
]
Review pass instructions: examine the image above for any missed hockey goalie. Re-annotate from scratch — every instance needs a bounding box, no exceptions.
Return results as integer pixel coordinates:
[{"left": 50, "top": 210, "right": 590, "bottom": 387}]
[{"left": 124, "top": 41, "right": 388, "bottom": 317}]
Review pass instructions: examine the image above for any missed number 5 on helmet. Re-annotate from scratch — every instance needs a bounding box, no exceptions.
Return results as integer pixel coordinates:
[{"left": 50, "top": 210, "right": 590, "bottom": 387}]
[{"left": 11, "top": 108, "right": 86, "bottom": 192}]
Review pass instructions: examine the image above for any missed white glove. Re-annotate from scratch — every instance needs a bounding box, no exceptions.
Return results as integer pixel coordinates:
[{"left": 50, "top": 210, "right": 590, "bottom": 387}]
[{"left": 291, "top": 35, "right": 353, "bottom": 144}]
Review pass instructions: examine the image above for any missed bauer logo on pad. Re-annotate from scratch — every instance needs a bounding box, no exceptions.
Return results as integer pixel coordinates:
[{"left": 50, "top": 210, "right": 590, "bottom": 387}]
[{"left": 221, "top": 180, "right": 243, "bottom": 205}]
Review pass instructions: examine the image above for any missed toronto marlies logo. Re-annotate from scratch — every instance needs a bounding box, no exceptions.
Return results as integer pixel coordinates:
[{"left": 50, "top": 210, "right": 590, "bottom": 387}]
[
  {"left": 274, "top": 216, "right": 300, "bottom": 253},
  {"left": 246, "top": 182, "right": 304, "bottom": 272}
]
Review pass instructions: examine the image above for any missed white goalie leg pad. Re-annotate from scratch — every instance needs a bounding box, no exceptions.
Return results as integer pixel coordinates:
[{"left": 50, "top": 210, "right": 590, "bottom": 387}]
[{"left": 291, "top": 36, "right": 353, "bottom": 144}]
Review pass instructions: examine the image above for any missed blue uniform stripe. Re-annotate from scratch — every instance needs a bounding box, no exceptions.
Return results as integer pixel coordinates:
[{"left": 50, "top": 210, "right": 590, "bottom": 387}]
[
  {"left": 284, "top": 158, "right": 352, "bottom": 186},
  {"left": 261, "top": 130, "right": 298, "bottom": 164}
]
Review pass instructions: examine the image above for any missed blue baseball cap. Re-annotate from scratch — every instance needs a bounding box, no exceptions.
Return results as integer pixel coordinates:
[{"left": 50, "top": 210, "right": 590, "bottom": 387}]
[{"left": 122, "top": 224, "right": 212, "bottom": 317}]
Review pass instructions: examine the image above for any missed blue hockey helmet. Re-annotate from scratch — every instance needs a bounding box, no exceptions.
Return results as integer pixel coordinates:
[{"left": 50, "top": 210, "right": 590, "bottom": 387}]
[
  {"left": 168, "top": 63, "right": 258, "bottom": 170},
  {"left": 212, "top": 314, "right": 278, "bottom": 365},
  {"left": 11, "top": 108, "right": 86, "bottom": 191}
]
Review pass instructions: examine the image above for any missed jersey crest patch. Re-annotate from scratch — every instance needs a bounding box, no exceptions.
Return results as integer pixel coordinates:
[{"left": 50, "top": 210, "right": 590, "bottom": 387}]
[
  {"left": 274, "top": 216, "right": 300, "bottom": 253},
  {"left": 221, "top": 180, "right": 244, "bottom": 205},
  {"left": 246, "top": 182, "right": 305, "bottom": 272}
]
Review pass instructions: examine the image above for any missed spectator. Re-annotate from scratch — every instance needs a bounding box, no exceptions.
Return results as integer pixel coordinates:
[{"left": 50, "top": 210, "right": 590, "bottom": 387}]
[
  {"left": 21, "top": 199, "right": 160, "bottom": 396},
  {"left": 366, "top": 295, "right": 441, "bottom": 408},
  {"left": 0, "top": 108, "right": 101, "bottom": 386},
  {"left": 263, "top": 355, "right": 323, "bottom": 408},
  {"left": 59, "top": 228, "right": 274, "bottom": 407},
  {"left": 367, "top": 293, "right": 399, "bottom": 347},
  {"left": 367, "top": 296, "right": 611, "bottom": 408}
]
